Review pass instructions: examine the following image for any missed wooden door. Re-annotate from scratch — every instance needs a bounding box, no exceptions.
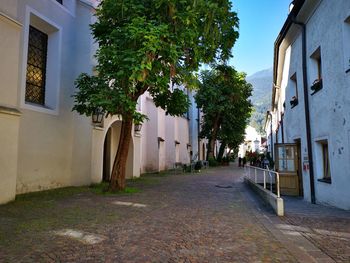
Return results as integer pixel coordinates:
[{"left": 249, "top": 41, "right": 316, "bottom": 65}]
[{"left": 275, "top": 143, "right": 300, "bottom": 196}]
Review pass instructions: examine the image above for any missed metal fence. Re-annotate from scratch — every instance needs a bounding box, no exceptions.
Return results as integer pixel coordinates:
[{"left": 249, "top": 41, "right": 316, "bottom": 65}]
[{"left": 244, "top": 165, "right": 281, "bottom": 198}]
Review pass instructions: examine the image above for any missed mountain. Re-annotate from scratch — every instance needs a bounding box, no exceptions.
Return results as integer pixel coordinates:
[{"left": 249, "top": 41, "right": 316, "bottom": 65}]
[{"left": 246, "top": 68, "right": 273, "bottom": 135}]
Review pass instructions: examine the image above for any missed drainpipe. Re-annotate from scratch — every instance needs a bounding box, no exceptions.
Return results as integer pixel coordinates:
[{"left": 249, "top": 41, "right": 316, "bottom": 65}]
[
  {"left": 267, "top": 111, "right": 273, "bottom": 161},
  {"left": 290, "top": 17, "right": 316, "bottom": 204}
]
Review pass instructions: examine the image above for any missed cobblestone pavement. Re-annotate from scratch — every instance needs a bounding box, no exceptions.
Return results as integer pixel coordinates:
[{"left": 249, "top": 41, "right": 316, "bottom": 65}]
[
  {"left": 0, "top": 165, "right": 349, "bottom": 262},
  {"left": 281, "top": 197, "right": 350, "bottom": 262}
]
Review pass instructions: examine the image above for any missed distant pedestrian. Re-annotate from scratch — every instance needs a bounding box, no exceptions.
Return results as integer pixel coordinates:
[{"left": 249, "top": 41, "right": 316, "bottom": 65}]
[
  {"left": 242, "top": 157, "right": 247, "bottom": 167},
  {"left": 238, "top": 157, "right": 242, "bottom": 167},
  {"left": 262, "top": 157, "right": 269, "bottom": 169}
]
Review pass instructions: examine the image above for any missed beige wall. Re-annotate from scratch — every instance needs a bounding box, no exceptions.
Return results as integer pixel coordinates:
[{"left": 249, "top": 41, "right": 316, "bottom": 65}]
[
  {"left": 5, "top": 0, "right": 98, "bottom": 195},
  {"left": 141, "top": 92, "right": 192, "bottom": 173},
  {"left": 143, "top": 96, "right": 159, "bottom": 172},
  {"left": 0, "top": 15, "right": 21, "bottom": 107},
  {"left": 0, "top": 110, "right": 21, "bottom": 204},
  {"left": 0, "top": 11, "right": 22, "bottom": 204}
]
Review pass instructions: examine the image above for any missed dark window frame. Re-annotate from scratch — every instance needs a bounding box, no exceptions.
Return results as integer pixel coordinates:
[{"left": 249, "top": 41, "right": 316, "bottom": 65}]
[
  {"left": 25, "top": 26, "right": 48, "bottom": 106},
  {"left": 290, "top": 73, "right": 298, "bottom": 108},
  {"left": 317, "top": 140, "right": 332, "bottom": 184},
  {"left": 310, "top": 47, "right": 323, "bottom": 95}
]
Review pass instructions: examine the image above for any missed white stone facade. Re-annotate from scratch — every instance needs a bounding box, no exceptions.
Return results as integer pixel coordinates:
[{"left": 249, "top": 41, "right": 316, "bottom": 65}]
[
  {"left": 238, "top": 126, "right": 262, "bottom": 158},
  {"left": 267, "top": 0, "right": 350, "bottom": 209}
]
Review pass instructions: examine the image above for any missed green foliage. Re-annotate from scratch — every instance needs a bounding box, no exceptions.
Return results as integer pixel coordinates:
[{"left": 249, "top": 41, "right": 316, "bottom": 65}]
[
  {"left": 194, "top": 161, "right": 202, "bottom": 170},
  {"left": 15, "top": 186, "right": 89, "bottom": 202},
  {"left": 221, "top": 156, "right": 230, "bottom": 163},
  {"left": 250, "top": 98, "right": 270, "bottom": 134},
  {"left": 195, "top": 64, "right": 253, "bottom": 157},
  {"left": 89, "top": 182, "right": 140, "bottom": 195},
  {"left": 71, "top": 0, "right": 239, "bottom": 191},
  {"left": 247, "top": 69, "right": 272, "bottom": 134},
  {"left": 208, "top": 157, "right": 218, "bottom": 167},
  {"left": 72, "top": 0, "right": 240, "bottom": 123}
]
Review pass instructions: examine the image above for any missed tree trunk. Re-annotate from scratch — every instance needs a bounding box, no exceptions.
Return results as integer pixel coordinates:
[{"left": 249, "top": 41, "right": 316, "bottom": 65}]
[
  {"left": 109, "top": 114, "right": 133, "bottom": 191},
  {"left": 217, "top": 142, "right": 226, "bottom": 162},
  {"left": 207, "top": 114, "right": 220, "bottom": 160}
]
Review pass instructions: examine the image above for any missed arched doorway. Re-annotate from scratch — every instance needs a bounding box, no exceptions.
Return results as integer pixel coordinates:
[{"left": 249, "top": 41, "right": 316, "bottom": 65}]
[
  {"left": 102, "top": 120, "right": 134, "bottom": 182},
  {"left": 102, "top": 128, "right": 112, "bottom": 182}
]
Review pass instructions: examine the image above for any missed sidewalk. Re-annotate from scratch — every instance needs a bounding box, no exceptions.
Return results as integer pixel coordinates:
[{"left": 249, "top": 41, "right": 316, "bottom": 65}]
[
  {"left": 282, "top": 196, "right": 350, "bottom": 262},
  {"left": 236, "top": 163, "right": 350, "bottom": 262}
]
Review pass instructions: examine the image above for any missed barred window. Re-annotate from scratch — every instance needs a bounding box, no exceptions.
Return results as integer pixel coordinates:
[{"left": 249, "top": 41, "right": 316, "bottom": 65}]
[{"left": 25, "top": 26, "right": 48, "bottom": 105}]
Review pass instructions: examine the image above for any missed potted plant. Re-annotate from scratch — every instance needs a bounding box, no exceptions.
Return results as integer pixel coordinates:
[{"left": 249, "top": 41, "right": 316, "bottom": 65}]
[{"left": 310, "top": 78, "right": 322, "bottom": 94}]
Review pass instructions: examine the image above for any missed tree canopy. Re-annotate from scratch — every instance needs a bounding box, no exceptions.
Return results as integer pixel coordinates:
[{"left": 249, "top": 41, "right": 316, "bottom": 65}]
[
  {"left": 195, "top": 64, "right": 252, "bottom": 161},
  {"left": 73, "top": 0, "right": 239, "bottom": 122},
  {"left": 72, "top": 0, "right": 240, "bottom": 190}
]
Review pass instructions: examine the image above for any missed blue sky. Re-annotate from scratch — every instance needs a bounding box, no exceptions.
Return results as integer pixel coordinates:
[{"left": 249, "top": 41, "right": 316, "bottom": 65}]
[{"left": 229, "top": 0, "right": 292, "bottom": 76}]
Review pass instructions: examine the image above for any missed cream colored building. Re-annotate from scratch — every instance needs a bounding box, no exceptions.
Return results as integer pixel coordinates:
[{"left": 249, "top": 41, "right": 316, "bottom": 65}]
[
  {"left": 0, "top": 0, "right": 199, "bottom": 204},
  {"left": 238, "top": 126, "right": 262, "bottom": 158}
]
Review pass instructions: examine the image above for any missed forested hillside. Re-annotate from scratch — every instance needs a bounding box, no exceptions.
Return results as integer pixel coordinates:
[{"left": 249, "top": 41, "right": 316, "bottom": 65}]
[{"left": 247, "top": 68, "right": 272, "bottom": 134}]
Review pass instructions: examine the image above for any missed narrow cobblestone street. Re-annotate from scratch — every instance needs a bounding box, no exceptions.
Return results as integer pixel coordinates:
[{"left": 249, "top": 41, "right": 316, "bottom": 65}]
[{"left": 0, "top": 164, "right": 349, "bottom": 262}]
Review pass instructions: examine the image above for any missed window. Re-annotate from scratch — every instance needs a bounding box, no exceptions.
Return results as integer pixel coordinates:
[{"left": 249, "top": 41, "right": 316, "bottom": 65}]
[
  {"left": 56, "top": 0, "right": 63, "bottom": 4},
  {"left": 290, "top": 73, "right": 298, "bottom": 108},
  {"left": 25, "top": 26, "right": 48, "bottom": 105},
  {"left": 175, "top": 141, "right": 180, "bottom": 162},
  {"left": 22, "top": 9, "right": 61, "bottom": 114},
  {"left": 322, "top": 142, "right": 331, "bottom": 180},
  {"left": 317, "top": 140, "right": 331, "bottom": 183},
  {"left": 310, "top": 47, "right": 323, "bottom": 94},
  {"left": 311, "top": 47, "right": 322, "bottom": 80}
]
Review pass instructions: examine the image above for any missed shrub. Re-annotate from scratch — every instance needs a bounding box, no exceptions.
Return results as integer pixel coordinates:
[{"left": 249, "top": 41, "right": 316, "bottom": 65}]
[
  {"left": 208, "top": 157, "right": 218, "bottom": 167},
  {"left": 195, "top": 161, "right": 202, "bottom": 170}
]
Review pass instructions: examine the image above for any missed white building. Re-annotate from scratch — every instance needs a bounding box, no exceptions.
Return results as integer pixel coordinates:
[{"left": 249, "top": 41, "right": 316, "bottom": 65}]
[
  {"left": 238, "top": 126, "right": 262, "bottom": 158},
  {"left": 266, "top": 0, "right": 350, "bottom": 209},
  {"left": 0, "top": 0, "right": 200, "bottom": 204}
]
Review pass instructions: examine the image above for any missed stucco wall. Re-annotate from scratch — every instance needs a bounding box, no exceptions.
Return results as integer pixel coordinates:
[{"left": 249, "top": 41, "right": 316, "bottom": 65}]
[
  {"left": 276, "top": 0, "right": 350, "bottom": 209},
  {"left": 14, "top": 0, "right": 94, "bottom": 194},
  {"left": 143, "top": 96, "right": 159, "bottom": 172},
  {"left": 0, "top": 111, "right": 21, "bottom": 204},
  {"left": 304, "top": 0, "right": 350, "bottom": 209},
  {"left": 165, "top": 114, "right": 176, "bottom": 169},
  {"left": 0, "top": 6, "right": 22, "bottom": 203},
  {"left": 141, "top": 92, "right": 192, "bottom": 173}
]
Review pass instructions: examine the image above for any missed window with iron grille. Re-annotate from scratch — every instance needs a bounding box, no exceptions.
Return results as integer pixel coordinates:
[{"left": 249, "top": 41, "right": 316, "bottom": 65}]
[{"left": 25, "top": 26, "right": 48, "bottom": 105}]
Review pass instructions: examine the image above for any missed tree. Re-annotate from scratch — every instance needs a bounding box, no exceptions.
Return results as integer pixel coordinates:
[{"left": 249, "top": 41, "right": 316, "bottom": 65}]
[
  {"left": 72, "top": 0, "right": 239, "bottom": 191},
  {"left": 195, "top": 64, "right": 252, "bottom": 161}
]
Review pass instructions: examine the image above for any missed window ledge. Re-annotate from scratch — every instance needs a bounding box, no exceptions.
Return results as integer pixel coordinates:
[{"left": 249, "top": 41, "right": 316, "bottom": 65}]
[
  {"left": 290, "top": 99, "right": 298, "bottom": 109},
  {"left": 0, "top": 105, "right": 21, "bottom": 116},
  {"left": 318, "top": 178, "right": 332, "bottom": 184},
  {"left": 311, "top": 89, "right": 322, "bottom": 96},
  {"left": 22, "top": 102, "right": 58, "bottom": 115}
]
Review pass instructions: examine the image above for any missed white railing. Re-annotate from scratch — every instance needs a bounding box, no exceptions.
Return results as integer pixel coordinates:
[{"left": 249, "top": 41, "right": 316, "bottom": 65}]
[{"left": 244, "top": 165, "right": 280, "bottom": 198}]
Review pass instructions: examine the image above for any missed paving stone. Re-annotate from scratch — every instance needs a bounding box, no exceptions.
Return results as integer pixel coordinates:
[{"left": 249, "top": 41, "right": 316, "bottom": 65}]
[{"left": 0, "top": 164, "right": 348, "bottom": 262}]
